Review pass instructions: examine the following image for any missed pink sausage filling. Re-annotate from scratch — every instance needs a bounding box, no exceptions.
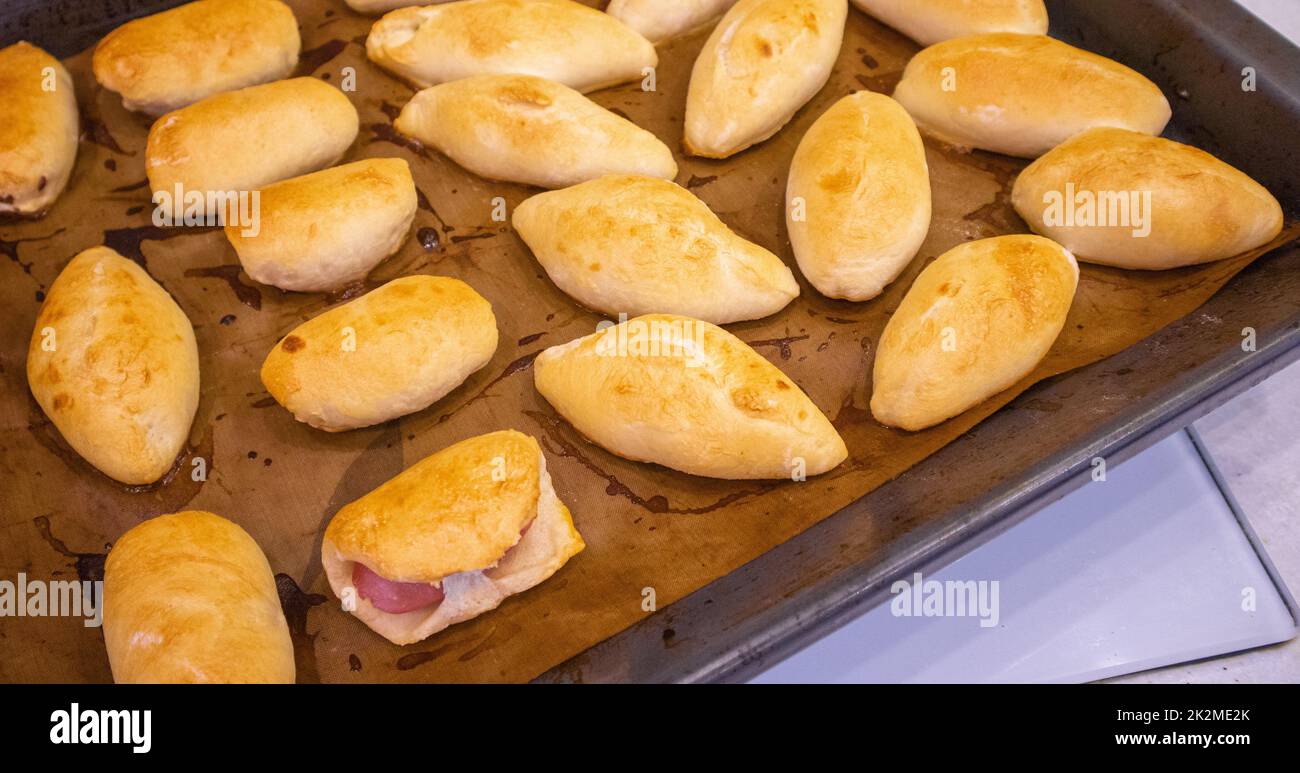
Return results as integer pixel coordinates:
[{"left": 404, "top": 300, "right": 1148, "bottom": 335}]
[
  {"left": 353, "top": 519, "right": 536, "bottom": 613},
  {"left": 352, "top": 562, "right": 446, "bottom": 614}
]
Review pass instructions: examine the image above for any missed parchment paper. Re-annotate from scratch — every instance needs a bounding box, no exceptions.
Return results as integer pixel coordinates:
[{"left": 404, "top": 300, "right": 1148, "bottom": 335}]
[{"left": 1, "top": 0, "right": 1296, "bottom": 683}]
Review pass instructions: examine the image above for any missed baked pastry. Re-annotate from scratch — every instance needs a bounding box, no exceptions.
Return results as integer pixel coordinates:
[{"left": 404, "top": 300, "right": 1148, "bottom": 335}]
[
  {"left": 366, "top": 0, "right": 656, "bottom": 92},
  {"left": 395, "top": 74, "right": 677, "bottom": 188},
  {"left": 104, "top": 511, "right": 295, "bottom": 683},
  {"left": 27, "top": 247, "right": 199, "bottom": 485},
  {"left": 0, "top": 42, "right": 78, "bottom": 215},
  {"left": 850, "top": 0, "right": 1048, "bottom": 46},
  {"left": 871, "top": 235, "right": 1078, "bottom": 431},
  {"left": 513, "top": 175, "right": 798, "bottom": 323},
  {"left": 146, "top": 78, "right": 359, "bottom": 219},
  {"left": 226, "top": 158, "right": 417, "bottom": 292},
  {"left": 607, "top": 0, "right": 740, "bottom": 44},
  {"left": 1011, "top": 127, "right": 1285, "bottom": 270},
  {"left": 322, "top": 430, "right": 584, "bottom": 645},
  {"left": 685, "top": 0, "right": 849, "bottom": 159},
  {"left": 892, "top": 33, "right": 1171, "bottom": 158},
  {"left": 93, "top": 0, "right": 300, "bottom": 115},
  {"left": 261, "top": 275, "right": 498, "bottom": 431},
  {"left": 787, "top": 91, "right": 931, "bottom": 301},
  {"left": 534, "top": 314, "right": 848, "bottom": 479}
]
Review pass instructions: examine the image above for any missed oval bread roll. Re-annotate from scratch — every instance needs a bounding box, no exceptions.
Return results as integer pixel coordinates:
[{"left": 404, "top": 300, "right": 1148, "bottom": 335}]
[
  {"left": 395, "top": 74, "right": 677, "bottom": 189},
  {"left": 146, "top": 78, "right": 359, "bottom": 218},
  {"left": 322, "top": 430, "right": 584, "bottom": 645},
  {"left": 685, "top": 0, "right": 849, "bottom": 159},
  {"left": 850, "top": 0, "right": 1048, "bottom": 46},
  {"left": 514, "top": 175, "right": 798, "bottom": 323},
  {"left": 1011, "top": 127, "right": 1285, "bottom": 270},
  {"left": 534, "top": 314, "right": 848, "bottom": 479},
  {"left": 366, "top": 0, "right": 657, "bottom": 92},
  {"left": 93, "top": 0, "right": 300, "bottom": 115},
  {"left": 0, "top": 42, "right": 79, "bottom": 215},
  {"left": 607, "top": 0, "right": 740, "bottom": 44},
  {"left": 226, "top": 158, "right": 417, "bottom": 292},
  {"left": 27, "top": 247, "right": 199, "bottom": 485},
  {"left": 104, "top": 511, "right": 295, "bottom": 683},
  {"left": 261, "top": 276, "right": 498, "bottom": 431},
  {"left": 787, "top": 91, "right": 931, "bottom": 301},
  {"left": 892, "top": 33, "right": 1171, "bottom": 158},
  {"left": 871, "top": 235, "right": 1078, "bottom": 431}
]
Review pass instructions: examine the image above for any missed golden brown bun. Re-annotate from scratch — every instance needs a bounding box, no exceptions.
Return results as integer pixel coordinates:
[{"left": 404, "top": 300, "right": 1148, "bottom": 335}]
[
  {"left": 27, "top": 247, "right": 199, "bottom": 485},
  {"left": 366, "top": 0, "right": 656, "bottom": 92},
  {"left": 92, "top": 0, "right": 300, "bottom": 115},
  {"left": 534, "top": 314, "right": 848, "bottom": 479},
  {"left": 260, "top": 275, "right": 498, "bottom": 431},
  {"left": 395, "top": 74, "right": 677, "bottom": 189},
  {"left": 685, "top": 0, "right": 849, "bottom": 159},
  {"left": 104, "top": 511, "right": 295, "bottom": 684},
  {"left": 787, "top": 91, "right": 931, "bottom": 301},
  {"left": 1011, "top": 127, "right": 1285, "bottom": 270},
  {"left": 0, "top": 42, "right": 78, "bottom": 215},
  {"left": 226, "top": 158, "right": 417, "bottom": 292},
  {"left": 850, "top": 0, "right": 1047, "bottom": 46},
  {"left": 513, "top": 175, "right": 798, "bottom": 323},
  {"left": 322, "top": 430, "right": 584, "bottom": 645},
  {"left": 146, "top": 78, "right": 359, "bottom": 218},
  {"left": 871, "top": 235, "right": 1078, "bottom": 431},
  {"left": 893, "top": 33, "right": 1171, "bottom": 158},
  {"left": 607, "top": 0, "right": 739, "bottom": 43}
]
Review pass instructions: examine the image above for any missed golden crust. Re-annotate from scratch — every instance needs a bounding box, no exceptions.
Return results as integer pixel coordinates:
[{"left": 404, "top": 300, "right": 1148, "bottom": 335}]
[
  {"left": 104, "top": 511, "right": 295, "bottom": 684},
  {"left": 26, "top": 247, "right": 199, "bottom": 485},
  {"left": 146, "top": 78, "right": 359, "bottom": 217},
  {"left": 260, "top": 275, "right": 498, "bottom": 431},
  {"left": 892, "top": 33, "right": 1171, "bottom": 158},
  {"left": 0, "top": 42, "right": 78, "bottom": 215},
  {"left": 226, "top": 158, "right": 417, "bottom": 292},
  {"left": 607, "top": 0, "right": 740, "bottom": 44},
  {"left": 1011, "top": 127, "right": 1284, "bottom": 270},
  {"left": 534, "top": 314, "right": 848, "bottom": 479},
  {"left": 684, "top": 0, "right": 848, "bottom": 159},
  {"left": 321, "top": 432, "right": 584, "bottom": 645},
  {"left": 787, "top": 91, "right": 931, "bottom": 301},
  {"left": 871, "top": 235, "right": 1078, "bottom": 431},
  {"left": 325, "top": 431, "right": 550, "bottom": 581},
  {"left": 513, "top": 175, "right": 798, "bottom": 323},
  {"left": 395, "top": 74, "right": 677, "bottom": 189},
  {"left": 92, "top": 0, "right": 300, "bottom": 115},
  {"left": 366, "top": 0, "right": 657, "bottom": 92},
  {"left": 850, "top": 0, "right": 1048, "bottom": 46}
]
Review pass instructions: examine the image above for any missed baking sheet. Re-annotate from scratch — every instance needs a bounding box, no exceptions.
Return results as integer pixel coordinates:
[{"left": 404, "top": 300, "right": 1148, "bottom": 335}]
[{"left": 1, "top": 0, "right": 1296, "bottom": 683}]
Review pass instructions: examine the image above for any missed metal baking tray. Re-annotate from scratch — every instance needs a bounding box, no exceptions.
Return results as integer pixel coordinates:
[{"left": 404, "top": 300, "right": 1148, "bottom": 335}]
[
  {"left": 535, "top": 0, "right": 1300, "bottom": 682},
  {"left": 4, "top": 0, "right": 1298, "bottom": 684}
]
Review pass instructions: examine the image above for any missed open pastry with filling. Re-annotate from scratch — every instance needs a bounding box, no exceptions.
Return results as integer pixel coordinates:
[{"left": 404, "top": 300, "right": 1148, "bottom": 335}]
[{"left": 322, "top": 430, "right": 584, "bottom": 645}]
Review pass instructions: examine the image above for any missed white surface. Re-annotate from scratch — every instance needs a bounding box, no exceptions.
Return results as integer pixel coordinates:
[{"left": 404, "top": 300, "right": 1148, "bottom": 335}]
[
  {"left": 752, "top": 431, "right": 1296, "bottom": 684},
  {"left": 1235, "top": 0, "right": 1300, "bottom": 42},
  {"left": 1108, "top": 360, "right": 1300, "bottom": 683}
]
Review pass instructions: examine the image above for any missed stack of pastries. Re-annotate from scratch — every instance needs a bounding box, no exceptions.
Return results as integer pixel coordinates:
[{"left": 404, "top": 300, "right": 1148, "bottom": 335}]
[{"left": 3, "top": 0, "right": 1286, "bottom": 682}]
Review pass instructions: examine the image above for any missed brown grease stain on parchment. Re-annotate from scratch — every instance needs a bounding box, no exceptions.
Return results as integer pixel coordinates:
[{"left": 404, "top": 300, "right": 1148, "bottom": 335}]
[{"left": 0, "top": 0, "right": 1295, "bottom": 683}]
